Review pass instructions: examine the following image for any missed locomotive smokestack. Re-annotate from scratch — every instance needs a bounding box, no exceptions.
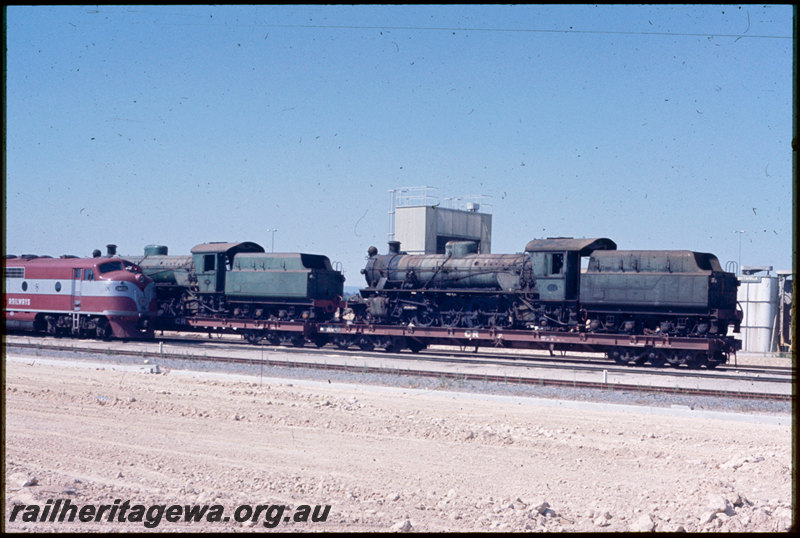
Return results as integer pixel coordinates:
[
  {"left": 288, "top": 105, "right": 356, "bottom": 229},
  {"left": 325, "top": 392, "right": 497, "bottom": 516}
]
[
  {"left": 388, "top": 241, "right": 401, "bottom": 255},
  {"left": 106, "top": 244, "right": 117, "bottom": 257}
]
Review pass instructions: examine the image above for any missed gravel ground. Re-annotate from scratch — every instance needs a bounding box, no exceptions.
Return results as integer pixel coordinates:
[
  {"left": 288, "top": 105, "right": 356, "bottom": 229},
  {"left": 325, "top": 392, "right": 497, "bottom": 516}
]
[
  {"left": 3, "top": 348, "right": 795, "bottom": 533},
  {"left": 6, "top": 345, "right": 793, "bottom": 415}
]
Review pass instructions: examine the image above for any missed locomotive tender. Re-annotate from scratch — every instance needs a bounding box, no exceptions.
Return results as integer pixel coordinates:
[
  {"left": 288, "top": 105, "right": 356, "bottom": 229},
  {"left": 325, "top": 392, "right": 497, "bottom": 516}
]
[
  {"left": 4, "top": 254, "right": 156, "bottom": 338},
  {"left": 360, "top": 237, "right": 741, "bottom": 338}
]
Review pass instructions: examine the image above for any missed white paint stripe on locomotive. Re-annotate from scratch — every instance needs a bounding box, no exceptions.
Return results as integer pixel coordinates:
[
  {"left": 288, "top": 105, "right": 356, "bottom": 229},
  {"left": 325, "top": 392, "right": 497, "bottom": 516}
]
[
  {"left": 4, "top": 277, "right": 144, "bottom": 297},
  {"left": 5, "top": 308, "right": 145, "bottom": 317},
  {"left": 5, "top": 278, "right": 154, "bottom": 314}
]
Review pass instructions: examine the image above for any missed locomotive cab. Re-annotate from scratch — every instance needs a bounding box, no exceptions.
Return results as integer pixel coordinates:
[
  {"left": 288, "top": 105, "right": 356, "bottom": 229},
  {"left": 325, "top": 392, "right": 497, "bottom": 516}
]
[
  {"left": 190, "top": 242, "right": 265, "bottom": 294},
  {"left": 525, "top": 238, "right": 617, "bottom": 302}
]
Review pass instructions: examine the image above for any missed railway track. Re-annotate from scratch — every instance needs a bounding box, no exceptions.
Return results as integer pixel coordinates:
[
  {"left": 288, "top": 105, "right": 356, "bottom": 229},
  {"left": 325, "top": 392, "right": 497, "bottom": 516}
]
[
  {"left": 138, "top": 334, "right": 794, "bottom": 385},
  {"left": 4, "top": 336, "right": 792, "bottom": 403}
]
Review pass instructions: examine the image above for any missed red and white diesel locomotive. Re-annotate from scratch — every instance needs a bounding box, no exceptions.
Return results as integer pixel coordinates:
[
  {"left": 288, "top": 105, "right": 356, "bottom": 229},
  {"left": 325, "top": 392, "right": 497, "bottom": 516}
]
[{"left": 4, "top": 252, "right": 157, "bottom": 339}]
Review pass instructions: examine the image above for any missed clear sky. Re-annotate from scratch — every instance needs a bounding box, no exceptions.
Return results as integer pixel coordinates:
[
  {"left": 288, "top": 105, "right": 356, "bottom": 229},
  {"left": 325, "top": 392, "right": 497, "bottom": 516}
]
[{"left": 4, "top": 5, "right": 794, "bottom": 286}]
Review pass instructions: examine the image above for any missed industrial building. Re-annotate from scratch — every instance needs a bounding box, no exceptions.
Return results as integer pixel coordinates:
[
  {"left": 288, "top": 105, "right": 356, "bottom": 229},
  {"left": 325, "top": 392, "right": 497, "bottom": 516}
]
[{"left": 387, "top": 186, "right": 492, "bottom": 254}]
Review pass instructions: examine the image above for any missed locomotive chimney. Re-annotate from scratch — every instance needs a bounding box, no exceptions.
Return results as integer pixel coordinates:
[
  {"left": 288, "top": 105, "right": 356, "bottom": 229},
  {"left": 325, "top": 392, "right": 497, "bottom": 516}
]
[
  {"left": 388, "top": 241, "right": 401, "bottom": 255},
  {"left": 106, "top": 244, "right": 117, "bottom": 257}
]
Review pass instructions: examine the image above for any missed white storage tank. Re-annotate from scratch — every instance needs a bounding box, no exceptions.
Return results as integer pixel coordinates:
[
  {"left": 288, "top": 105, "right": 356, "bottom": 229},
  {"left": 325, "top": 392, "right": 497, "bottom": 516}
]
[{"left": 736, "top": 266, "right": 779, "bottom": 353}]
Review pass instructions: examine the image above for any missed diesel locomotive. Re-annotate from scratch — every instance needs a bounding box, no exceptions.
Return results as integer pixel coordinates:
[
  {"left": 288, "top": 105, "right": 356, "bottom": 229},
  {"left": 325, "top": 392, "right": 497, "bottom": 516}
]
[
  {"left": 4, "top": 254, "right": 156, "bottom": 338},
  {"left": 359, "top": 237, "right": 741, "bottom": 338}
]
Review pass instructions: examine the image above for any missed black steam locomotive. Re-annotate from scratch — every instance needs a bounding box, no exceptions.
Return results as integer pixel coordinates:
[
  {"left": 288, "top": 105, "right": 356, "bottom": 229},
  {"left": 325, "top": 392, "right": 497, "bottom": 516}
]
[{"left": 358, "top": 238, "right": 741, "bottom": 338}]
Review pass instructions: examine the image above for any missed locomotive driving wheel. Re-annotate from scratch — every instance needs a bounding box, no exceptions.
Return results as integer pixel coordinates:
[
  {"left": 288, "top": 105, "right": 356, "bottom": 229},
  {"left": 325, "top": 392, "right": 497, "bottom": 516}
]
[
  {"left": 461, "top": 308, "right": 484, "bottom": 329},
  {"left": 411, "top": 310, "right": 435, "bottom": 327},
  {"left": 439, "top": 310, "right": 461, "bottom": 328}
]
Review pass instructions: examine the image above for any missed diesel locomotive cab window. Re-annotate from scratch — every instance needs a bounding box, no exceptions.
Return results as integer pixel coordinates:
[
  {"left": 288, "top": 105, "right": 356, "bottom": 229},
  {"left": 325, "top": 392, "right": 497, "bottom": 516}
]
[
  {"left": 84, "top": 269, "right": 95, "bottom": 281},
  {"left": 98, "top": 261, "right": 124, "bottom": 273},
  {"left": 73, "top": 269, "right": 82, "bottom": 280}
]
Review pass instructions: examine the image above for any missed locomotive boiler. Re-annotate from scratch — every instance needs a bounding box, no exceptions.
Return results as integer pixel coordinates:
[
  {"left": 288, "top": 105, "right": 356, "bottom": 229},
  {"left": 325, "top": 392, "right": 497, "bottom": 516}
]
[{"left": 359, "top": 238, "right": 615, "bottom": 329}]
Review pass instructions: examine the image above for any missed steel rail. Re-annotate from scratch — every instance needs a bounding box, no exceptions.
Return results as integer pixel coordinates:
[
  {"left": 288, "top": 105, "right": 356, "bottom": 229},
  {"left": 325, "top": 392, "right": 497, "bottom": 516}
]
[
  {"left": 140, "top": 334, "right": 794, "bottom": 384},
  {"left": 5, "top": 340, "right": 791, "bottom": 403}
]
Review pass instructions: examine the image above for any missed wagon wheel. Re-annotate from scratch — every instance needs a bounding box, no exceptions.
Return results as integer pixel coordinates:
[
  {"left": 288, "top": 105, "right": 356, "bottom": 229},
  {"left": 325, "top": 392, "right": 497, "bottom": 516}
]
[
  {"left": 407, "top": 340, "right": 426, "bottom": 354},
  {"left": 46, "top": 317, "right": 60, "bottom": 337},
  {"left": 266, "top": 332, "right": 282, "bottom": 346},
  {"left": 244, "top": 330, "right": 263, "bottom": 345},
  {"left": 382, "top": 337, "right": 405, "bottom": 353},
  {"left": 95, "top": 318, "right": 112, "bottom": 339},
  {"left": 609, "top": 349, "right": 629, "bottom": 365},
  {"left": 333, "top": 336, "right": 352, "bottom": 350},
  {"left": 312, "top": 335, "right": 328, "bottom": 348},
  {"left": 681, "top": 352, "right": 702, "bottom": 369},
  {"left": 357, "top": 337, "right": 375, "bottom": 352},
  {"left": 617, "top": 349, "right": 640, "bottom": 365},
  {"left": 648, "top": 350, "right": 667, "bottom": 368}
]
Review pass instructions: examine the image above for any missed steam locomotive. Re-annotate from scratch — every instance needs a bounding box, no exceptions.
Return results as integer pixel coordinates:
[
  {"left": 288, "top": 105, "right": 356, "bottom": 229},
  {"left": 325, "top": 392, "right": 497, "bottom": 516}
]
[
  {"left": 127, "top": 241, "right": 346, "bottom": 330},
  {"left": 358, "top": 238, "right": 741, "bottom": 337}
]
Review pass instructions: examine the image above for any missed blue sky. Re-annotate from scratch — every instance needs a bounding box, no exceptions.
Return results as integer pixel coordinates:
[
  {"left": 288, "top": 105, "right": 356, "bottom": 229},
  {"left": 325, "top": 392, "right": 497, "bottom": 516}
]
[{"left": 5, "top": 5, "right": 794, "bottom": 285}]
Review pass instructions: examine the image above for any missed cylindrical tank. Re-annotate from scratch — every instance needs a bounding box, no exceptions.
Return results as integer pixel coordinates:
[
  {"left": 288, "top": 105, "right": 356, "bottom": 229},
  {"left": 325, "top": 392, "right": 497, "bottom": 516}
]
[
  {"left": 737, "top": 272, "right": 779, "bottom": 353},
  {"left": 144, "top": 244, "right": 169, "bottom": 256}
]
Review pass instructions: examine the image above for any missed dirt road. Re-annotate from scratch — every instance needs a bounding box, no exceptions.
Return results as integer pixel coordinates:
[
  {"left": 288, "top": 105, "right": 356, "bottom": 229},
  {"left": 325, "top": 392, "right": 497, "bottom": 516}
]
[{"left": 3, "top": 354, "right": 793, "bottom": 532}]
